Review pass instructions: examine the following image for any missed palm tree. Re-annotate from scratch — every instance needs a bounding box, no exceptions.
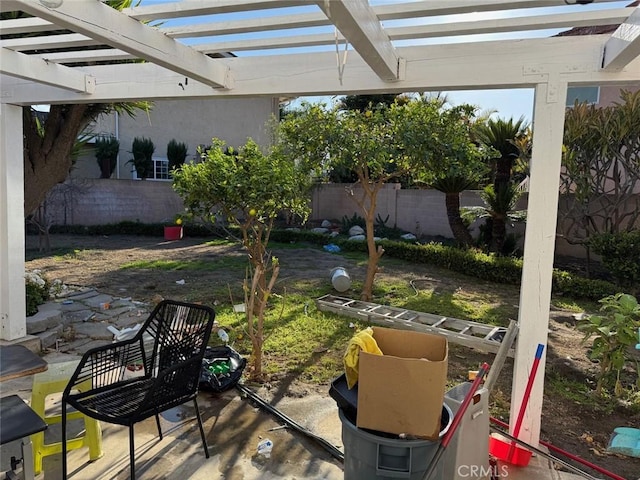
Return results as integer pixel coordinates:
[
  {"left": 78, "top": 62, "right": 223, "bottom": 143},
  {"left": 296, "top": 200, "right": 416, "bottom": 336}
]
[
  {"left": 475, "top": 116, "right": 528, "bottom": 190},
  {"left": 462, "top": 184, "right": 527, "bottom": 254},
  {"left": 431, "top": 175, "right": 478, "bottom": 247},
  {"left": 474, "top": 117, "right": 529, "bottom": 252}
]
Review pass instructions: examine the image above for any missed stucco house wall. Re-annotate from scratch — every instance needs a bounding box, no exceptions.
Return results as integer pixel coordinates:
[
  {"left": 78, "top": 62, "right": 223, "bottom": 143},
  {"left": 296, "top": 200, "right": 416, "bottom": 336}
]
[{"left": 73, "top": 97, "right": 279, "bottom": 180}]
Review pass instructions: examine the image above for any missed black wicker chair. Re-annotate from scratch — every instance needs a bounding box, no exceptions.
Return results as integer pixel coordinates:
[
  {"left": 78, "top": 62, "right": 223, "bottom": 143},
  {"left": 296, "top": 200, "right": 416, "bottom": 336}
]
[{"left": 61, "top": 300, "right": 216, "bottom": 480}]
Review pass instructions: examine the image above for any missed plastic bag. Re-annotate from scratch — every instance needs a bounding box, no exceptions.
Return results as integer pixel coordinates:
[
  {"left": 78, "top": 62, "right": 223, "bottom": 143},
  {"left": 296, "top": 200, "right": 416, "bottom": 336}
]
[{"left": 199, "top": 345, "right": 246, "bottom": 392}]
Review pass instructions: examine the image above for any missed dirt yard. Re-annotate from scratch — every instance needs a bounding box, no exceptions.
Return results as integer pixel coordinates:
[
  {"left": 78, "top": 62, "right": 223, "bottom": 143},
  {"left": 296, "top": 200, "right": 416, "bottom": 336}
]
[{"left": 25, "top": 234, "right": 640, "bottom": 479}]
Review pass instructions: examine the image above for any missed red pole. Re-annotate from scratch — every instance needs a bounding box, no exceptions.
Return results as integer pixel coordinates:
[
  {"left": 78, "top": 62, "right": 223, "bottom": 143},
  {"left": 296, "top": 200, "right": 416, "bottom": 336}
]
[{"left": 507, "top": 343, "right": 545, "bottom": 461}]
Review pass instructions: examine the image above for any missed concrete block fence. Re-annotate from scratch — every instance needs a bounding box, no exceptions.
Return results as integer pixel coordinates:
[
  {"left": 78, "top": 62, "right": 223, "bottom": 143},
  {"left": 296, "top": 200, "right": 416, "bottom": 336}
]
[{"left": 42, "top": 179, "right": 638, "bottom": 259}]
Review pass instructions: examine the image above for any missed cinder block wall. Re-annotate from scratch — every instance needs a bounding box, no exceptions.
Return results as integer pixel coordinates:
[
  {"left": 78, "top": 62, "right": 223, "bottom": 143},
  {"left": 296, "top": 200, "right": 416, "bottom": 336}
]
[
  {"left": 46, "top": 179, "right": 183, "bottom": 225},
  {"left": 45, "top": 180, "right": 638, "bottom": 261},
  {"left": 311, "top": 184, "right": 488, "bottom": 238},
  {"left": 46, "top": 180, "right": 507, "bottom": 237}
]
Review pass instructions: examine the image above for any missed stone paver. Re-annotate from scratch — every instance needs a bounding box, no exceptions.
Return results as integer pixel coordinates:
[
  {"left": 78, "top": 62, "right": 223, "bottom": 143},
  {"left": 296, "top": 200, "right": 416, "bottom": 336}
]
[
  {"left": 62, "top": 310, "right": 96, "bottom": 324},
  {"left": 26, "top": 308, "right": 62, "bottom": 334},
  {"left": 63, "top": 289, "right": 100, "bottom": 301},
  {"left": 72, "top": 321, "right": 113, "bottom": 340},
  {"left": 24, "top": 290, "right": 152, "bottom": 358},
  {"left": 36, "top": 326, "right": 63, "bottom": 349}
]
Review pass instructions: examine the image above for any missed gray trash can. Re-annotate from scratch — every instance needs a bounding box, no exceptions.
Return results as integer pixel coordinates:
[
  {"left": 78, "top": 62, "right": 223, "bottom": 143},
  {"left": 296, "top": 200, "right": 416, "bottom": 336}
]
[
  {"left": 339, "top": 404, "right": 452, "bottom": 480},
  {"left": 443, "top": 382, "right": 490, "bottom": 480}
]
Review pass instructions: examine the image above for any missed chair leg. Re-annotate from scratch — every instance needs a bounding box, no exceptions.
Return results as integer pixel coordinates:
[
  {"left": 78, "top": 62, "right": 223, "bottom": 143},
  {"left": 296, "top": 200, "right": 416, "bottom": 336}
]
[
  {"left": 193, "top": 398, "right": 209, "bottom": 458},
  {"left": 129, "top": 425, "right": 136, "bottom": 480},
  {"left": 61, "top": 401, "right": 68, "bottom": 479},
  {"left": 155, "top": 413, "right": 163, "bottom": 440}
]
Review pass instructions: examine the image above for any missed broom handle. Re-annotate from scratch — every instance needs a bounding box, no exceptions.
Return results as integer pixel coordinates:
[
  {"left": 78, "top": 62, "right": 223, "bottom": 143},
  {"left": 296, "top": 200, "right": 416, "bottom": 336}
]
[
  {"left": 508, "top": 343, "right": 544, "bottom": 458},
  {"left": 443, "top": 362, "right": 490, "bottom": 448},
  {"left": 422, "top": 362, "right": 490, "bottom": 480}
]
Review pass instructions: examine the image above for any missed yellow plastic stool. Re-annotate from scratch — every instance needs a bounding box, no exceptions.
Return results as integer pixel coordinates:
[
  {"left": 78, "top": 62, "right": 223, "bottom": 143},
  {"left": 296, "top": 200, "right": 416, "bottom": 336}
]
[{"left": 30, "top": 360, "right": 103, "bottom": 475}]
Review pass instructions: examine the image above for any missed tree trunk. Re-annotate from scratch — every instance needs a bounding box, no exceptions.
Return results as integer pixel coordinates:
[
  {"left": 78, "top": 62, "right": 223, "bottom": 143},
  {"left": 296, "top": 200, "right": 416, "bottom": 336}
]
[
  {"left": 494, "top": 157, "right": 512, "bottom": 191},
  {"left": 23, "top": 105, "right": 90, "bottom": 216},
  {"left": 250, "top": 334, "right": 263, "bottom": 380},
  {"left": 445, "top": 192, "right": 473, "bottom": 247},
  {"left": 491, "top": 214, "right": 507, "bottom": 253},
  {"left": 360, "top": 182, "right": 384, "bottom": 302}
]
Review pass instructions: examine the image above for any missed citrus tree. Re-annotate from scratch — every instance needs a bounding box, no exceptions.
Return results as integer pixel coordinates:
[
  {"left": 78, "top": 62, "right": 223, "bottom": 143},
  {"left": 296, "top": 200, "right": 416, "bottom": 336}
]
[
  {"left": 394, "top": 98, "right": 490, "bottom": 247},
  {"left": 172, "top": 138, "right": 311, "bottom": 380},
  {"left": 279, "top": 99, "right": 488, "bottom": 300},
  {"left": 278, "top": 103, "right": 408, "bottom": 301}
]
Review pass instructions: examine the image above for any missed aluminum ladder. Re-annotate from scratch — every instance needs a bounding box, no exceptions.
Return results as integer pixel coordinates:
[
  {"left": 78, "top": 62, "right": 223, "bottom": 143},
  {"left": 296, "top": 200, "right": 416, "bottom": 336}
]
[{"left": 316, "top": 294, "right": 515, "bottom": 356}]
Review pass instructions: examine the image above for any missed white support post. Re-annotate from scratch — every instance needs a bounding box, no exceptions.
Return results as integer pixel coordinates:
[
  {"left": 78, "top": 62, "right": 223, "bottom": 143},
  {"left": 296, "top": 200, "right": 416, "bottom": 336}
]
[
  {"left": 509, "top": 80, "right": 567, "bottom": 446},
  {"left": 0, "top": 103, "right": 27, "bottom": 341}
]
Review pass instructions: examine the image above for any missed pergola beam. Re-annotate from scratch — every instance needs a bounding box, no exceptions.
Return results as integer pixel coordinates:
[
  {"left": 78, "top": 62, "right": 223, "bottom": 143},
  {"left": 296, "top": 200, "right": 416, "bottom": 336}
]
[
  {"left": 0, "top": 47, "right": 95, "bottom": 93},
  {"left": 123, "top": 0, "right": 625, "bottom": 23},
  {"left": 602, "top": 6, "right": 640, "bottom": 71},
  {"left": 391, "top": 9, "right": 632, "bottom": 41},
  {"left": 6, "top": 0, "right": 233, "bottom": 89},
  {"left": 166, "top": 7, "right": 633, "bottom": 43},
  {"left": 316, "top": 0, "right": 401, "bottom": 82},
  {"left": 4, "top": 36, "right": 638, "bottom": 105},
  {"left": 163, "top": 11, "right": 328, "bottom": 38}
]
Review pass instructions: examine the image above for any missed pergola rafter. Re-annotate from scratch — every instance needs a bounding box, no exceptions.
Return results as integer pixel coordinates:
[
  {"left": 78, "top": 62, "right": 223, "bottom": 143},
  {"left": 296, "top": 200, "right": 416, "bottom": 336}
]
[
  {"left": 603, "top": 6, "right": 640, "bottom": 70},
  {"left": 0, "top": 46, "right": 94, "bottom": 93},
  {"left": 3, "top": 0, "right": 234, "bottom": 89},
  {"left": 318, "top": 0, "right": 400, "bottom": 82},
  {"left": 1, "top": 0, "right": 639, "bottom": 453}
]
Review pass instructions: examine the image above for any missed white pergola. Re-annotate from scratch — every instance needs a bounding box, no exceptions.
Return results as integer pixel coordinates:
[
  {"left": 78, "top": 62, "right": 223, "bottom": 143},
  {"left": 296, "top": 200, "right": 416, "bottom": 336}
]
[{"left": 2, "top": 0, "right": 640, "bottom": 448}]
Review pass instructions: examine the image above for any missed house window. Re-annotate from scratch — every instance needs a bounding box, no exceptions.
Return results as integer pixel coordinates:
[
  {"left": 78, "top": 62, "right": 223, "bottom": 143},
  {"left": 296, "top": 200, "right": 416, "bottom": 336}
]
[
  {"left": 154, "top": 158, "right": 170, "bottom": 180},
  {"left": 132, "top": 158, "right": 171, "bottom": 181},
  {"left": 566, "top": 86, "right": 600, "bottom": 106}
]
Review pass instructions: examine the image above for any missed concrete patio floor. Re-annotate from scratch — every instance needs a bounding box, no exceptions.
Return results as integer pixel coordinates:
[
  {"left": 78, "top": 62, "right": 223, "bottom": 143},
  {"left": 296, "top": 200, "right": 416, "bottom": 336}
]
[
  {"left": 0, "top": 353, "right": 345, "bottom": 479},
  {"left": 0, "top": 355, "right": 588, "bottom": 480},
  {"left": 0, "top": 288, "right": 591, "bottom": 479}
]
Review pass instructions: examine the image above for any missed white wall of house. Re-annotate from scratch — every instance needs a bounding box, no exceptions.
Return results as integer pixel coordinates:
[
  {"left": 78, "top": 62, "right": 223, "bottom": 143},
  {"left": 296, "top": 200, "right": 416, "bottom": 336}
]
[{"left": 72, "top": 97, "right": 279, "bottom": 181}]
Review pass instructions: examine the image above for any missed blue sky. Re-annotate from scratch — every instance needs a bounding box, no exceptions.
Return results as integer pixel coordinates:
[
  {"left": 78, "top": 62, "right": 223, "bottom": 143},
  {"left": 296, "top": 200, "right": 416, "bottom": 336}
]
[{"left": 143, "top": 0, "right": 630, "bottom": 123}]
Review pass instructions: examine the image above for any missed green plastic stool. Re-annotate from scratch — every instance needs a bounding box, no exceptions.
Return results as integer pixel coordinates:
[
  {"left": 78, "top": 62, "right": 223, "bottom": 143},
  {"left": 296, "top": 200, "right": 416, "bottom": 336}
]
[{"left": 30, "top": 360, "right": 103, "bottom": 475}]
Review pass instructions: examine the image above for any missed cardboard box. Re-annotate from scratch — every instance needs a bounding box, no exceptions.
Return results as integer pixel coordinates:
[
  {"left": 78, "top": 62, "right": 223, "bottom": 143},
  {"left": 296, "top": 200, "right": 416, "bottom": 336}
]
[{"left": 356, "top": 326, "right": 448, "bottom": 440}]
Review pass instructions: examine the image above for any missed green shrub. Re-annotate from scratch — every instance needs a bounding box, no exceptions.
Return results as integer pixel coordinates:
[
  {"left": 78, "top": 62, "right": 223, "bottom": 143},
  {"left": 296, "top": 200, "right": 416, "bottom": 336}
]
[
  {"left": 167, "top": 139, "right": 188, "bottom": 171},
  {"left": 95, "top": 136, "right": 120, "bottom": 179},
  {"left": 588, "top": 231, "right": 640, "bottom": 293},
  {"left": 25, "top": 270, "right": 49, "bottom": 316},
  {"left": 552, "top": 270, "right": 619, "bottom": 300},
  {"left": 128, "top": 137, "right": 155, "bottom": 179},
  {"left": 340, "top": 213, "right": 366, "bottom": 234},
  {"left": 577, "top": 293, "right": 640, "bottom": 395}
]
